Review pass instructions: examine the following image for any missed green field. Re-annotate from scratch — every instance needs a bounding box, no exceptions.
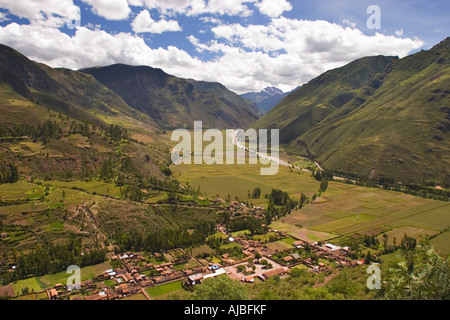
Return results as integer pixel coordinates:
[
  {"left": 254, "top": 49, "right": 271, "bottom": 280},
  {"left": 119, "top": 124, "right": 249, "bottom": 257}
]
[
  {"left": 431, "top": 231, "right": 450, "bottom": 256},
  {"left": 145, "top": 280, "right": 184, "bottom": 299},
  {"left": 0, "top": 180, "right": 44, "bottom": 200},
  {"left": 172, "top": 162, "right": 320, "bottom": 203},
  {"left": 11, "top": 261, "right": 112, "bottom": 294},
  {"left": 379, "top": 226, "right": 438, "bottom": 246},
  {"left": 265, "top": 240, "right": 293, "bottom": 252},
  {"left": 44, "top": 180, "right": 122, "bottom": 199},
  {"left": 172, "top": 159, "right": 450, "bottom": 254}
]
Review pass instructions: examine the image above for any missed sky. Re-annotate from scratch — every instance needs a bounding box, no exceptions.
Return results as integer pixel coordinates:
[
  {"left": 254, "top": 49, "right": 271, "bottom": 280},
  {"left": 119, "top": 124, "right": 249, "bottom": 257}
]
[{"left": 0, "top": 0, "right": 448, "bottom": 94}]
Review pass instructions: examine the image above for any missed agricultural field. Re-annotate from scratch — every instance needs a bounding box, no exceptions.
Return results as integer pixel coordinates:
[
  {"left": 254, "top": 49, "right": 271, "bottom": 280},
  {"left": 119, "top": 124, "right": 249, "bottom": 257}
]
[
  {"left": 265, "top": 239, "right": 293, "bottom": 252},
  {"left": 277, "top": 182, "right": 449, "bottom": 251},
  {"left": 43, "top": 180, "right": 122, "bottom": 199},
  {"left": 145, "top": 280, "right": 184, "bottom": 299},
  {"left": 431, "top": 231, "right": 450, "bottom": 256},
  {"left": 0, "top": 180, "right": 45, "bottom": 201},
  {"left": 11, "top": 262, "right": 113, "bottom": 294},
  {"left": 173, "top": 160, "right": 449, "bottom": 253},
  {"left": 172, "top": 162, "right": 320, "bottom": 204}
]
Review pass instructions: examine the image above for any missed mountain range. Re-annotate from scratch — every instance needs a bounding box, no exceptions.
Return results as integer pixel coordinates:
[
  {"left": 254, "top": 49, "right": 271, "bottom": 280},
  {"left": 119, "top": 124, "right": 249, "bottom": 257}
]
[
  {"left": 253, "top": 37, "right": 450, "bottom": 185},
  {"left": 0, "top": 43, "right": 261, "bottom": 182},
  {"left": 1, "top": 37, "right": 449, "bottom": 185},
  {"left": 241, "top": 87, "right": 292, "bottom": 114},
  {"left": 81, "top": 64, "right": 260, "bottom": 129}
]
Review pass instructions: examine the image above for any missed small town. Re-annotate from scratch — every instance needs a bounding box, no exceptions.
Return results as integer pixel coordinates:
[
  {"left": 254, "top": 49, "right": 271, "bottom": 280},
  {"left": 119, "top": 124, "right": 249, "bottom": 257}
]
[{"left": 26, "top": 200, "right": 366, "bottom": 301}]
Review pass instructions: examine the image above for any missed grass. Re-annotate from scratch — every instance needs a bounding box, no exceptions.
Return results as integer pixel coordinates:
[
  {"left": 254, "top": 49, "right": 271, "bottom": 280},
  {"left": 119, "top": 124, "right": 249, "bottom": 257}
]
[
  {"left": 172, "top": 161, "right": 320, "bottom": 203},
  {"left": 230, "top": 230, "right": 251, "bottom": 237},
  {"left": 174, "top": 259, "right": 201, "bottom": 270},
  {"left": 171, "top": 159, "right": 450, "bottom": 250},
  {"left": 0, "top": 180, "right": 44, "bottom": 200},
  {"left": 378, "top": 226, "right": 438, "bottom": 246},
  {"left": 252, "top": 232, "right": 278, "bottom": 242},
  {"left": 280, "top": 237, "right": 297, "bottom": 246},
  {"left": 431, "top": 231, "right": 450, "bottom": 256},
  {"left": 327, "top": 210, "right": 355, "bottom": 219},
  {"left": 265, "top": 240, "right": 293, "bottom": 252},
  {"left": 43, "top": 180, "right": 121, "bottom": 199},
  {"left": 191, "top": 244, "right": 214, "bottom": 257},
  {"left": 49, "top": 222, "right": 64, "bottom": 230},
  {"left": 145, "top": 280, "right": 184, "bottom": 299},
  {"left": 312, "top": 217, "right": 361, "bottom": 233},
  {"left": 11, "top": 261, "right": 112, "bottom": 294}
]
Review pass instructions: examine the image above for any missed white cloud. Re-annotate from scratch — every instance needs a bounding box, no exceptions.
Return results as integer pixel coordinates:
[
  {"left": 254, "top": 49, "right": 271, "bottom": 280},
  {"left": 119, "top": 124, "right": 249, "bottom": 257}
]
[
  {"left": 81, "top": 0, "right": 131, "bottom": 20},
  {"left": 127, "top": 0, "right": 144, "bottom": 6},
  {"left": 0, "top": 22, "right": 200, "bottom": 71},
  {"left": 199, "top": 16, "right": 222, "bottom": 25},
  {"left": 205, "top": 0, "right": 253, "bottom": 17},
  {"left": 395, "top": 28, "right": 404, "bottom": 37},
  {"left": 342, "top": 19, "right": 356, "bottom": 29},
  {"left": 0, "top": 15, "right": 424, "bottom": 94},
  {"left": 131, "top": 10, "right": 181, "bottom": 34},
  {"left": 138, "top": 0, "right": 254, "bottom": 17},
  {"left": 255, "top": 0, "right": 292, "bottom": 18},
  {"left": 0, "top": 0, "right": 80, "bottom": 26},
  {"left": 138, "top": 0, "right": 206, "bottom": 16}
]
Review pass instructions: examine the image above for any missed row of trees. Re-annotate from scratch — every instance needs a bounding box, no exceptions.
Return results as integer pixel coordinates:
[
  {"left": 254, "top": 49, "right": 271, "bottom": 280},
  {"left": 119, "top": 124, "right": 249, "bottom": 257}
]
[
  {"left": 113, "top": 221, "right": 215, "bottom": 253},
  {"left": 226, "top": 216, "right": 267, "bottom": 235},
  {"left": 328, "top": 169, "right": 450, "bottom": 201},
  {"left": 2, "top": 237, "right": 106, "bottom": 283},
  {"left": 0, "top": 120, "right": 62, "bottom": 144},
  {"left": 108, "top": 124, "right": 130, "bottom": 142}
]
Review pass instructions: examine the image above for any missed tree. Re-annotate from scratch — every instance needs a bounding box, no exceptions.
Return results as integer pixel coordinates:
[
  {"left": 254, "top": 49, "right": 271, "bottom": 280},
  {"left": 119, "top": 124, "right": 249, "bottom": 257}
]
[
  {"left": 400, "top": 234, "right": 417, "bottom": 250},
  {"left": 384, "top": 242, "right": 450, "bottom": 300},
  {"left": 365, "top": 251, "right": 372, "bottom": 264},
  {"left": 252, "top": 187, "right": 261, "bottom": 199},
  {"left": 193, "top": 275, "right": 248, "bottom": 300},
  {"left": 236, "top": 265, "right": 246, "bottom": 273},
  {"left": 0, "top": 163, "right": 19, "bottom": 184},
  {"left": 319, "top": 179, "right": 328, "bottom": 194},
  {"left": 122, "top": 184, "right": 143, "bottom": 202}
]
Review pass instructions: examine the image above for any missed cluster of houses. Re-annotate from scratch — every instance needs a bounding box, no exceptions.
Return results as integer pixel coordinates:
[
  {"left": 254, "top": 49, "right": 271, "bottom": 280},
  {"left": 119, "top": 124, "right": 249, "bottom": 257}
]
[
  {"left": 185, "top": 265, "right": 228, "bottom": 286},
  {"left": 36, "top": 224, "right": 369, "bottom": 300},
  {"left": 289, "top": 240, "right": 365, "bottom": 271},
  {"left": 44, "top": 250, "right": 211, "bottom": 300},
  {"left": 107, "top": 252, "right": 210, "bottom": 286}
]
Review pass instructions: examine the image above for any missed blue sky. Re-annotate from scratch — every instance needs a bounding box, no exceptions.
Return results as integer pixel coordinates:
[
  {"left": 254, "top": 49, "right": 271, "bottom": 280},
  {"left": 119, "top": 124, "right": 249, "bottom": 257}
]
[{"left": 0, "top": 0, "right": 448, "bottom": 93}]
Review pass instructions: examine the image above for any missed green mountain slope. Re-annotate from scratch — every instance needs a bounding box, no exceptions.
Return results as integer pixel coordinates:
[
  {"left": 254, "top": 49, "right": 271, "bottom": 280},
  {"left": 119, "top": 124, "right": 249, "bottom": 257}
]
[
  {"left": 0, "top": 44, "right": 168, "bottom": 182},
  {"left": 82, "top": 64, "right": 260, "bottom": 129},
  {"left": 252, "top": 55, "right": 397, "bottom": 143},
  {"left": 0, "top": 44, "right": 152, "bottom": 125},
  {"left": 254, "top": 38, "right": 450, "bottom": 184}
]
